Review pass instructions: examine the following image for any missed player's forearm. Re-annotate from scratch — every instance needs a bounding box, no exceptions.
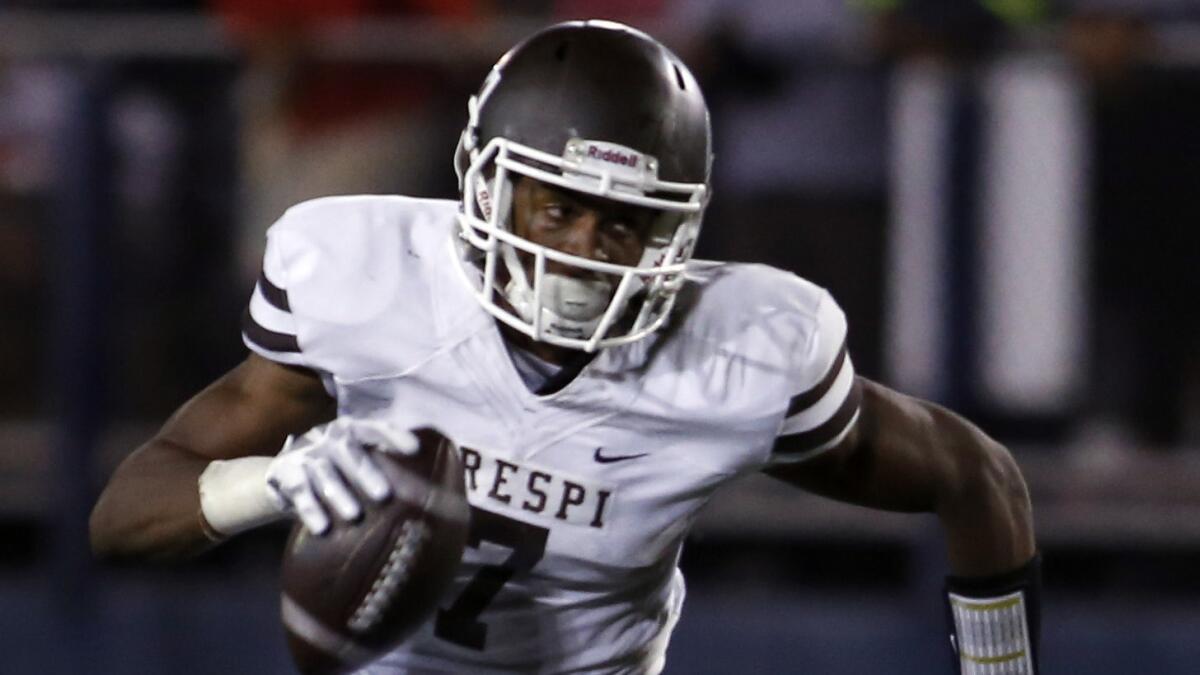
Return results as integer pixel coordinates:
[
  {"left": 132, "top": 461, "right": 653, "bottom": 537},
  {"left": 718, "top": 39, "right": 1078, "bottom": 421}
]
[
  {"left": 928, "top": 414, "right": 1041, "bottom": 673},
  {"left": 929, "top": 412, "right": 1036, "bottom": 577},
  {"left": 89, "top": 439, "right": 219, "bottom": 561}
]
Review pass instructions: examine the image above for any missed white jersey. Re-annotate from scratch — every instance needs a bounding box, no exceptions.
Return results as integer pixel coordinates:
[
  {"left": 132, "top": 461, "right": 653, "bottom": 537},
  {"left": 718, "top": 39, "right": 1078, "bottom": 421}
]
[{"left": 243, "top": 195, "right": 860, "bottom": 674}]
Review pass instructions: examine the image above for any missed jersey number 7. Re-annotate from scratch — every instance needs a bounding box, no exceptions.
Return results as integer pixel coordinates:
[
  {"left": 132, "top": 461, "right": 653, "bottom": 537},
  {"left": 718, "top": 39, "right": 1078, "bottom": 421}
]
[{"left": 434, "top": 506, "right": 549, "bottom": 650}]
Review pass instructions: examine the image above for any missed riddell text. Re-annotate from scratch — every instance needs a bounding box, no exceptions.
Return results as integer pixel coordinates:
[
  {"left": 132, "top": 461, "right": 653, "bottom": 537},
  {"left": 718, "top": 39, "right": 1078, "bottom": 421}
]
[{"left": 586, "top": 146, "right": 639, "bottom": 168}]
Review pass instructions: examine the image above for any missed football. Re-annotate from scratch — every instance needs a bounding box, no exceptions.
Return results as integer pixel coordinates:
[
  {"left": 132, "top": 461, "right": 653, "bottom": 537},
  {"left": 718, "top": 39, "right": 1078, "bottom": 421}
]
[{"left": 280, "top": 427, "right": 470, "bottom": 675}]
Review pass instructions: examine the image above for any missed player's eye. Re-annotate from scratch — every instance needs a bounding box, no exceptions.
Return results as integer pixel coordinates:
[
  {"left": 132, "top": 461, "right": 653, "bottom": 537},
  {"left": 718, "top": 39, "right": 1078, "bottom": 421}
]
[
  {"left": 543, "top": 203, "right": 572, "bottom": 222},
  {"left": 605, "top": 221, "right": 634, "bottom": 238}
]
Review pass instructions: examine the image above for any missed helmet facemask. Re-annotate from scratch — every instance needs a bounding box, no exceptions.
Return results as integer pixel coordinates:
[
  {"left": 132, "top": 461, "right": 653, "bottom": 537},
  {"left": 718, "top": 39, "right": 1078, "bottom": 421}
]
[{"left": 454, "top": 131, "right": 707, "bottom": 352}]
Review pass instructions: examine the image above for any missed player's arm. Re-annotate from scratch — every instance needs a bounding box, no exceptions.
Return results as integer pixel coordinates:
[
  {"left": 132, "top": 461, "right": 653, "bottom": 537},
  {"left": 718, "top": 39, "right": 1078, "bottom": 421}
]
[
  {"left": 767, "top": 376, "right": 1040, "bottom": 671},
  {"left": 89, "top": 353, "right": 335, "bottom": 561},
  {"left": 767, "top": 377, "right": 1035, "bottom": 576}
]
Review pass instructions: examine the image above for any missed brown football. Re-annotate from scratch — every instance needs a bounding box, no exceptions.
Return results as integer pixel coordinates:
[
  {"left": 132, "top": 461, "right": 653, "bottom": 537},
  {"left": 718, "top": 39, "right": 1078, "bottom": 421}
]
[{"left": 280, "top": 427, "right": 469, "bottom": 675}]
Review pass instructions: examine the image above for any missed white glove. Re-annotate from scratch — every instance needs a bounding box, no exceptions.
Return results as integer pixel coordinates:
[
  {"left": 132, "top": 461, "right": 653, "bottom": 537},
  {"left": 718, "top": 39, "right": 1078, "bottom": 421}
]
[{"left": 265, "top": 418, "right": 419, "bottom": 535}]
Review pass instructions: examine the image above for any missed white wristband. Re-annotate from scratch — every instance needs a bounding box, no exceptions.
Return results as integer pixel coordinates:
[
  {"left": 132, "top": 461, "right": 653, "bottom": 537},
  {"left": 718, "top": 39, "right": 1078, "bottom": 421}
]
[
  {"left": 198, "top": 456, "right": 285, "bottom": 538},
  {"left": 948, "top": 590, "right": 1034, "bottom": 674}
]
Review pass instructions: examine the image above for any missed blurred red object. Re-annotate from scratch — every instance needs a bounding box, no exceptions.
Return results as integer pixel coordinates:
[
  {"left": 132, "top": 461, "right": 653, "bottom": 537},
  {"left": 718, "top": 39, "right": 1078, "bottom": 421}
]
[
  {"left": 213, "top": 0, "right": 479, "bottom": 39},
  {"left": 210, "top": 0, "right": 483, "bottom": 136}
]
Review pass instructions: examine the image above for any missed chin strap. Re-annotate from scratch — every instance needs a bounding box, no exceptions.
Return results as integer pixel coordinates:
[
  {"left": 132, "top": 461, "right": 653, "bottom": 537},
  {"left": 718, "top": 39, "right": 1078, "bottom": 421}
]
[
  {"left": 502, "top": 272, "right": 608, "bottom": 339},
  {"left": 945, "top": 553, "right": 1042, "bottom": 674}
]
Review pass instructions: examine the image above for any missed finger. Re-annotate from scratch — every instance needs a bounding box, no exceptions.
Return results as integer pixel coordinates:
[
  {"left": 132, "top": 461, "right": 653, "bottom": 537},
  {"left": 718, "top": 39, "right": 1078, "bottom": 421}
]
[
  {"left": 326, "top": 417, "right": 354, "bottom": 440},
  {"left": 279, "top": 433, "right": 302, "bottom": 456},
  {"left": 280, "top": 426, "right": 324, "bottom": 459},
  {"left": 266, "top": 457, "right": 308, "bottom": 508},
  {"left": 350, "top": 419, "right": 420, "bottom": 456},
  {"left": 330, "top": 435, "right": 393, "bottom": 503},
  {"left": 264, "top": 475, "right": 288, "bottom": 512},
  {"left": 287, "top": 484, "right": 331, "bottom": 535},
  {"left": 308, "top": 457, "right": 363, "bottom": 522}
]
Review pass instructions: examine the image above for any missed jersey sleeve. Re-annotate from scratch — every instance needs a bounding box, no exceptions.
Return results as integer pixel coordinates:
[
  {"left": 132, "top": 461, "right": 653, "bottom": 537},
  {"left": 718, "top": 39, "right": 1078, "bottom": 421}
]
[
  {"left": 242, "top": 224, "right": 308, "bottom": 367},
  {"left": 767, "top": 289, "right": 863, "bottom": 466},
  {"left": 239, "top": 195, "right": 451, "bottom": 386}
]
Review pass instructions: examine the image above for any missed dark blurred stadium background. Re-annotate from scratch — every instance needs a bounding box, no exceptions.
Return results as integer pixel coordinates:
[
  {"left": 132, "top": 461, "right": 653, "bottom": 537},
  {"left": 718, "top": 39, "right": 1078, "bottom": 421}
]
[{"left": 1, "top": 1, "right": 1198, "bottom": 673}]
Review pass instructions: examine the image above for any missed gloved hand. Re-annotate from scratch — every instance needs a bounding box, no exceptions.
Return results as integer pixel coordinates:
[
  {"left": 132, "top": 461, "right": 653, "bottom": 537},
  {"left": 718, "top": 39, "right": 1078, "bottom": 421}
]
[{"left": 265, "top": 418, "right": 419, "bottom": 535}]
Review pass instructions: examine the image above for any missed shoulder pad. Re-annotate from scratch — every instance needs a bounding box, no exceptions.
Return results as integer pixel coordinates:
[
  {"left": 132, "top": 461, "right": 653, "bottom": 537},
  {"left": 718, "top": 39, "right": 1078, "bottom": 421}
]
[{"left": 242, "top": 195, "right": 458, "bottom": 378}]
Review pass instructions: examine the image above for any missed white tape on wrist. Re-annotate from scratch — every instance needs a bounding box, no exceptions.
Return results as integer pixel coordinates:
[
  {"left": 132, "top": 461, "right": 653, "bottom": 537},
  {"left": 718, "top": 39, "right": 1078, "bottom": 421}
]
[
  {"left": 198, "top": 456, "right": 285, "bottom": 538},
  {"left": 948, "top": 590, "right": 1034, "bottom": 675}
]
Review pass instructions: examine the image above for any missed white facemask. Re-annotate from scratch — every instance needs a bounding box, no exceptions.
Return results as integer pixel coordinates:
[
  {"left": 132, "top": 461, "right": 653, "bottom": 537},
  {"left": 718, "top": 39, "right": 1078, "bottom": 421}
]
[{"left": 455, "top": 134, "right": 707, "bottom": 351}]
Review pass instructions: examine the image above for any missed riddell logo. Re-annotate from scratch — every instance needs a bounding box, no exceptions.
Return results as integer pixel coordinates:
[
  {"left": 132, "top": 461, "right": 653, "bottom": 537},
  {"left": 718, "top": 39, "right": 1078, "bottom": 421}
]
[{"left": 586, "top": 145, "right": 640, "bottom": 168}]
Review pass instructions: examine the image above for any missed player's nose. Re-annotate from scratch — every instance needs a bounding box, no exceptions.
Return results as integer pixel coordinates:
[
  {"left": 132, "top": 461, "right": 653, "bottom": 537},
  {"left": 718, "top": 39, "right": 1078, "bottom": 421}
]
[{"left": 560, "top": 211, "right": 608, "bottom": 263}]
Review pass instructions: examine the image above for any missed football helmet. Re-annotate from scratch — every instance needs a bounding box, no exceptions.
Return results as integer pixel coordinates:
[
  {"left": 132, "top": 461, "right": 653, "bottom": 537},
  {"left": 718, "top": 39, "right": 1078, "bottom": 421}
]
[{"left": 454, "top": 20, "right": 712, "bottom": 351}]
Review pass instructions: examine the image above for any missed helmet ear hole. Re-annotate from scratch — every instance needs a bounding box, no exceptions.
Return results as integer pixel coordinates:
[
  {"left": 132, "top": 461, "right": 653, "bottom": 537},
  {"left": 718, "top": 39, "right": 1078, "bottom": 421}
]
[{"left": 672, "top": 64, "right": 686, "bottom": 91}]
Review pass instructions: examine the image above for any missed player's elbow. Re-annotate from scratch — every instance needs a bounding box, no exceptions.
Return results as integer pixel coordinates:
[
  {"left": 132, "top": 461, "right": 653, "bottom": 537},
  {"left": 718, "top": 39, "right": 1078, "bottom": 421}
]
[
  {"left": 87, "top": 490, "right": 154, "bottom": 561},
  {"left": 88, "top": 493, "right": 128, "bottom": 560},
  {"left": 962, "top": 442, "right": 1028, "bottom": 511},
  {"left": 934, "top": 415, "right": 1031, "bottom": 523},
  {"left": 88, "top": 489, "right": 195, "bottom": 562},
  {"left": 928, "top": 410, "right": 1038, "bottom": 573}
]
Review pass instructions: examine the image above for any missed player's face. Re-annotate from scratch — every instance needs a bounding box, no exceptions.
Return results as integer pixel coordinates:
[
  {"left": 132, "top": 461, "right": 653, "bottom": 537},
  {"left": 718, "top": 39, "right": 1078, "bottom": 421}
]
[{"left": 510, "top": 177, "right": 655, "bottom": 272}]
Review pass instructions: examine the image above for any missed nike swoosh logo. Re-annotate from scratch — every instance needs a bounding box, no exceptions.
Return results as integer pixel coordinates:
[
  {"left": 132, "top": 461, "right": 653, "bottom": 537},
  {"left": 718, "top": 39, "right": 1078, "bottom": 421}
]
[{"left": 593, "top": 447, "right": 649, "bottom": 464}]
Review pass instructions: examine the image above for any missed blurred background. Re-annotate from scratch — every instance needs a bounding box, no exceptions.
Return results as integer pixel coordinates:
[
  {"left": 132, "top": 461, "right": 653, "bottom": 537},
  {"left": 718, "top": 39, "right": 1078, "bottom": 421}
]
[{"left": 1, "top": 0, "right": 1198, "bottom": 673}]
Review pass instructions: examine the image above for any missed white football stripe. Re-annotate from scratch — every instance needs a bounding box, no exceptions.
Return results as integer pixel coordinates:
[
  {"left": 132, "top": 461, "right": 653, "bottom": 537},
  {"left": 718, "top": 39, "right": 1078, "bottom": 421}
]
[{"left": 281, "top": 594, "right": 374, "bottom": 665}]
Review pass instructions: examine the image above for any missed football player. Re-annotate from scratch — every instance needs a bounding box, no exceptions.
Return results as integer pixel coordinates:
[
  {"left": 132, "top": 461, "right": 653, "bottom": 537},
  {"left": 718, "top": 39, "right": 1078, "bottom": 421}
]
[{"left": 90, "top": 20, "right": 1039, "bottom": 674}]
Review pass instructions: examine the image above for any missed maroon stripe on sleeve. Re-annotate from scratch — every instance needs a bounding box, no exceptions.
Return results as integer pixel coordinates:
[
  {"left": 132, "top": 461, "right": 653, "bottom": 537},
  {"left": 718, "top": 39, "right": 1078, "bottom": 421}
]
[
  {"left": 258, "top": 270, "right": 291, "bottom": 312},
  {"left": 242, "top": 307, "right": 300, "bottom": 354},
  {"left": 774, "top": 377, "right": 862, "bottom": 457}
]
